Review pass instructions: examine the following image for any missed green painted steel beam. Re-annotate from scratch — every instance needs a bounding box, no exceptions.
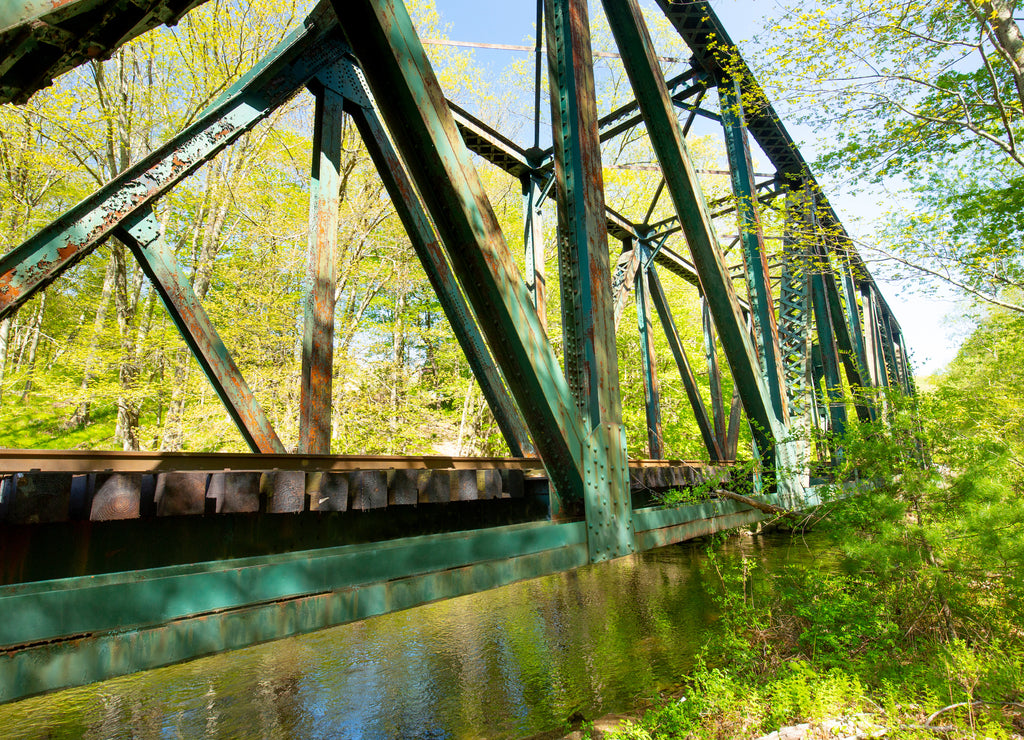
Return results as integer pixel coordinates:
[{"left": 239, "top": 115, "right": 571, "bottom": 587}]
[
  {"left": 648, "top": 267, "right": 723, "bottom": 461},
  {"left": 545, "top": 0, "right": 633, "bottom": 559},
  {"left": 332, "top": 0, "right": 586, "bottom": 501},
  {"left": 599, "top": 0, "right": 782, "bottom": 459},
  {"left": 340, "top": 71, "right": 535, "bottom": 458},
  {"left": 0, "top": 18, "right": 345, "bottom": 321},
  {"left": 0, "top": 520, "right": 586, "bottom": 648},
  {"left": 116, "top": 210, "right": 285, "bottom": 454},
  {"left": 810, "top": 268, "right": 848, "bottom": 440},
  {"left": 0, "top": 523, "right": 589, "bottom": 704},
  {"left": 300, "top": 84, "right": 343, "bottom": 455},
  {"left": 718, "top": 78, "right": 788, "bottom": 424},
  {"left": 523, "top": 171, "right": 549, "bottom": 332},
  {"left": 702, "top": 299, "right": 727, "bottom": 452},
  {"left": 635, "top": 255, "right": 664, "bottom": 459}
]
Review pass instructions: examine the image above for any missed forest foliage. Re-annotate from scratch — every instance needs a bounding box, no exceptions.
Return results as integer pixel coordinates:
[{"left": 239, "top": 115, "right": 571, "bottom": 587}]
[{"left": 0, "top": 0, "right": 741, "bottom": 460}]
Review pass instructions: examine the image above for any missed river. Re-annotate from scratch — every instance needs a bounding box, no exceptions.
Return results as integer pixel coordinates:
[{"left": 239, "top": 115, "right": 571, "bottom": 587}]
[{"left": 0, "top": 531, "right": 825, "bottom": 739}]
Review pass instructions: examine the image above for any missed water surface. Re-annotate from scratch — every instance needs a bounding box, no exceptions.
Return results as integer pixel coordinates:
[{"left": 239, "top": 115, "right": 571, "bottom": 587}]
[{"left": 0, "top": 531, "right": 824, "bottom": 739}]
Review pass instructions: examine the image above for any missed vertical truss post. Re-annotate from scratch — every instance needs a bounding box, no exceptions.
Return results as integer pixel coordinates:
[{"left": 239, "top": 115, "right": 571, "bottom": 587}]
[
  {"left": 339, "top": 70, "right": 535, "bottom": 458},
  {"left": 649, "top": 268, "right": 723, "bottom": 461},
  {"left": 546, "top": 0, "right": 633, "bottom": 559},
  {"left": 861, "top": 286, "right": 883, "bottom": 389},
  {"left": 115, "top": 209, "right": 285, "bottom": 454},
  {"left": 334, "top": 0, "right": 587, "bottom": 510},
  {"left": 810, "top": 255, "right": 848, "bottom": 442},
  {"left": 718, "top": 77, "right": 787, "bottom": 424},
  {"left": 636, "top": 243, "right": 664, "bottom": 458},
  {"left": 779, "top": 186, "right": 814, "bottom": 421},
  {"left": 777, "top": 186, "right": 815, "bottom": 485},
  {"left": 300, "top": 85, "right": 343, "bottom": 455},
  {"left": 726, "top": 384, "right": 743, "bottom": 460},
  {"left": 522, "top": 169, "right": 548, "bottom": 331},
  {"left": 600, "top": 0, "right": 782, "bottom": 460},
  {"left": 701, "top": 297, "right": 727, "bottom": 452}
]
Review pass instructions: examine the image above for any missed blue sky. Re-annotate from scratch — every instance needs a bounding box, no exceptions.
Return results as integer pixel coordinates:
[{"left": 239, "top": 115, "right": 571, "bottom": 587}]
[{"left": 427, "top": 0, "right": 963, "bottom": 375}]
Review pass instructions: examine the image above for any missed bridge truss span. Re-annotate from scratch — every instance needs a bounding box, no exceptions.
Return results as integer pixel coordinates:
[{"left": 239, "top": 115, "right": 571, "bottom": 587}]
[{"left": 0, "top": 0, "right": 913, "bottom": 702}]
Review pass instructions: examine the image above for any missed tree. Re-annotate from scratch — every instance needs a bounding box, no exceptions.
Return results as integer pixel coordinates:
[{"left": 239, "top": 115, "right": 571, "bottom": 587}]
[{"left": 757, "top": 0, "right": 1024, "bottom": 313}]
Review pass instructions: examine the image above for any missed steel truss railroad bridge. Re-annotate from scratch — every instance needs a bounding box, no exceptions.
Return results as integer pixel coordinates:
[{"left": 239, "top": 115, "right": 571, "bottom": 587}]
[{"left": 0, "top": 0, "right": 913, "bottom": 703}]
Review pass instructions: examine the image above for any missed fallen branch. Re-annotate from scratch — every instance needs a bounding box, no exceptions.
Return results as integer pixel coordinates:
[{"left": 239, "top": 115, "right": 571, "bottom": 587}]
[
  {"left": 925, "top": 700, "right": 1024, "bottom": 726},
  {"left": 713, "top": 488, "right": 794, "bottom": 515}
]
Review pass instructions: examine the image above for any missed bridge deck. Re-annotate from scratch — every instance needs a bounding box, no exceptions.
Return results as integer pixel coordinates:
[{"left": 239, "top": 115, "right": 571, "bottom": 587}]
[{"left": 0, "top": 451, "right": 826, "bottom": 704}]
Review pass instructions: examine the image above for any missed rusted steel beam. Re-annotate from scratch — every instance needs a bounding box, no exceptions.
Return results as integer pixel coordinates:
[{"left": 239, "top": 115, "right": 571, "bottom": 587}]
[
  {"left": 612, "top": 243, "right": 641, "bottom": 330},
  {"left": 546, "top": 0, "right": 632, "bottom": 558},
  {"left": 116, "top": 210, "right": 285, "bottom": 454},
  {"left": 339, "top": 68, "right": 535, "bottom": 457},
  {"left": 523, "top": 171, "right": 549, "bottom": 331},
  {"left": 702, "top": 297, "right": 727, "bottom": 450},
  {"left": 601, "top": 0, "right": 781, "bottom": 458},
  {"left": 0, "top": 0, "right": 213, "bottom": 104},
  {"left": 333, "top": 0, "right": 586, "bottom": 503},
  {"left": 648, "top": 267, "right": 724, "bottom": 461},
  {"left": 636, "top": 255, "right": 664, "bottom": 459},
  {"left": 299, "top": 85, "right": 343, "bottom": 455},
  {"left": 0, "top": 17, "right": 345, "bottom": 321}
]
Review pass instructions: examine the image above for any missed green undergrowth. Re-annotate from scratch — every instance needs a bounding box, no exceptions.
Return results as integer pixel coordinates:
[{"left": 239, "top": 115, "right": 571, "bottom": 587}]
[
  {"left": 0, "top": 391, "right": 118, "bottom": 449},
  {"left": 604, "top": 391, "right": 1024, "bottom": 740}
]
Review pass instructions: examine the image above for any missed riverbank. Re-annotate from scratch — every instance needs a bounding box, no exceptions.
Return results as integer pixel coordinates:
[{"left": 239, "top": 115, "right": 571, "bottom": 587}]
[{"left": 543, "top": 663, "right": 1024, "bottom": 739}]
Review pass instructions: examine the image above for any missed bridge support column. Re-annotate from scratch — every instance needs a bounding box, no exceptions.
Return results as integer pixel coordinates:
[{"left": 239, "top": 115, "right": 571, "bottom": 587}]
[
  {"left": 635, "top": 245, "right": 664, "bottom": 459},
  {"left": 546, "top": 0, "right": 633, "bottom": 560},
  {"left": 300, "top": 84, "right": 343, "bottom": 455}
]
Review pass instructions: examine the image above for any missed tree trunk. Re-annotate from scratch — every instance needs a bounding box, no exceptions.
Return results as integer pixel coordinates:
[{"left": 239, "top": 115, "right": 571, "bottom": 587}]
[
  {"left": 20, "top": 293, "right": 46, "bottom": 401},
  {"left": 67, "top": 257, "right": 116, "bottom": 428},
  {"left": 974, "top": 0, "right": 1024, "bottom": 109},
  {"left": 112, "top": 241, "right": 143, "bottom": 450},
  {"left": 0, "top": 317, "right": 10, "bottom": 407}
]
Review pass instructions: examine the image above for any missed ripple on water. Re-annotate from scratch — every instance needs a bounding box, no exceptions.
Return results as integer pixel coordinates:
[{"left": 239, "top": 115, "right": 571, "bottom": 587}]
[{"left": 0, "top": 532, "right": 825, "bottom": 739}]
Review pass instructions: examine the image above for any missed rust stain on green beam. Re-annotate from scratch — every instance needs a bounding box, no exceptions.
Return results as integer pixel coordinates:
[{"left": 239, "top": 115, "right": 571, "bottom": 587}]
[
  {"left": 300, "top": 85, "right": 344, "bottom": 455},
  {"left": 333, "top": 0, "right": 587, "bottom": 504},
  {"left": 0, "top": 18, "right": 345, "bottom": 321}
]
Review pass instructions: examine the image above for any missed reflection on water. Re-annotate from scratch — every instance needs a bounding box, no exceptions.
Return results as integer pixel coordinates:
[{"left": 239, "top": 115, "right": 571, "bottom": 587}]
[{"left": 0, "top": 532, "right": 822, "bottom": 739}]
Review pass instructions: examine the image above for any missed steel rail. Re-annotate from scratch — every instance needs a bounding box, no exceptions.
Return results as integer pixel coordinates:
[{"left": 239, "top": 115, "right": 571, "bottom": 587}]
[{"left": 0, "top": 450, "right": 715, "bottom": 474}]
